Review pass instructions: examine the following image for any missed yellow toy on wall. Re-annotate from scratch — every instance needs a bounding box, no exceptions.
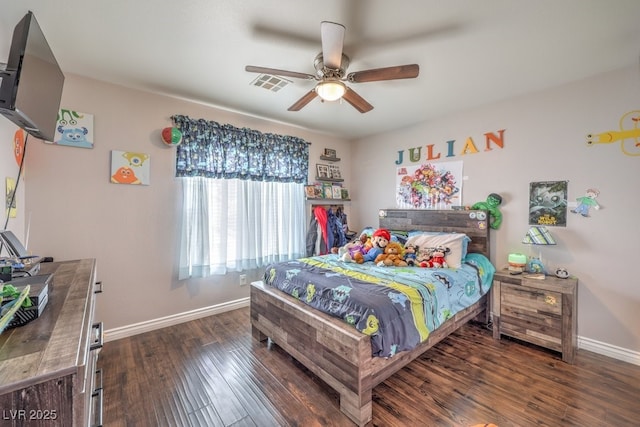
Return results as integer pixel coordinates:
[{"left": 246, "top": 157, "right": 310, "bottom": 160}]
[{"left": 586, "top": 110, "right": 640, "bottom": 156}]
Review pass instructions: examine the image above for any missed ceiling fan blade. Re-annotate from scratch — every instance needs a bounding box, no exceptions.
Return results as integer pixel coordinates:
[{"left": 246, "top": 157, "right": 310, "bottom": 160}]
[
  {"left": 288, "top": 90, "right": 318, "bottom": 111},
  {"left": 347, "top": 64, "right": 419, "bottom": 83},
  {"left": 245, "top": 65, "right": 316, "bottom": 80},
  {"left": 320, "top": 21, "right": 345, "bottom": 70},
  {"left": 342, "top": 87, "right": 374, "bottom": 113}
]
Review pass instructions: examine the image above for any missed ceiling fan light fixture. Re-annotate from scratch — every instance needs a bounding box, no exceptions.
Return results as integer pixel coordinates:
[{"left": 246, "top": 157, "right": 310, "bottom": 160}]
[{"left": 315, "top": 80, "right": 346, "bottom": 101}]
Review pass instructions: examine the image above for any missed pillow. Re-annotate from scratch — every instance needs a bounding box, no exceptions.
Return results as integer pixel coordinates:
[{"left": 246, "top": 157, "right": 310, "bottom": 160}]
[
  {"left": 405, "top": 232, "right": 470, "bottom": 268},
  {"left": 407, "top": 231, "right": 471, "bottom": 259}
]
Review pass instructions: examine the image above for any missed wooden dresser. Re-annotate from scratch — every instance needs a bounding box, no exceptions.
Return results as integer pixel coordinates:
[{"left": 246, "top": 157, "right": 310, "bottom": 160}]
[
  {"left": 492, "top": 269, "right": 578, "bottom": 363},
  {"left": 0, "top": 259, "right": 103, "bottom": 426}
]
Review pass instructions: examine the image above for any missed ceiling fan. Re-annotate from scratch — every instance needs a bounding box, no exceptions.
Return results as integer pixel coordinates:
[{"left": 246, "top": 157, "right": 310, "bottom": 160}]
[{"left": 245, "top": 21, "right": 419, "bottom": 113}]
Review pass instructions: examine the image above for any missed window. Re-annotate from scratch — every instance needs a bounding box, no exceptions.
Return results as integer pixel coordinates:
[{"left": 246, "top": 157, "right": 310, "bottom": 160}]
[{"left": 173, "top": 115, "right": 309, "bottom": 279}]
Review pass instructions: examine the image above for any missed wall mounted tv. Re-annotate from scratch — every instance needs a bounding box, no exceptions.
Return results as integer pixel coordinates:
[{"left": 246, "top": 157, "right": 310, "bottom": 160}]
[{"left": 0, "top": 11, "right": 64, "bottom": 142}]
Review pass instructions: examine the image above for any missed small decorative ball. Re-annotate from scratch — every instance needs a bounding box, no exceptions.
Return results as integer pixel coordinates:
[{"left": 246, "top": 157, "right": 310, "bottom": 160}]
[
  {"left": 161, "top": 127, "right": 182, "bottom": 146},
  {"left": 555, "top": 267, "right": 570, "bottom": 279}
]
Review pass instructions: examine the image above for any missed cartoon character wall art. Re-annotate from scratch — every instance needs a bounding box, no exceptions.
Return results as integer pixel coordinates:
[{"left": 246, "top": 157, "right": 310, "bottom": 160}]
[
  {"left": 5, "top": 178, "right": 16, "bottom": 218},
  {"left": 49, "top": 109, "right": 94, "bottom": 149},
  {"left": 13, "top": 129, "right": 25, "bottom": 166},
  {"left": 110, "top": 150, "right": 150, "bottom": 185},
  {"left": 529, "top": 181, "right": 568, "bottom": 226},
  {"left": 395, "top": 161, "right": 463, "bottom": 209},
  {"left": 571, "top": 188, "right": 600, "bottom": 217},
  {"left": 586, "top": 110, "right": 640, "bottom": 157}
]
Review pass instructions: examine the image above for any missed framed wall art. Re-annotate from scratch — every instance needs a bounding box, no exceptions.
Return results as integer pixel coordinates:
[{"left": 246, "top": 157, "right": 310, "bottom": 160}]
[{"left": 316, "top": 163, "right": 329, "bottom": 179}]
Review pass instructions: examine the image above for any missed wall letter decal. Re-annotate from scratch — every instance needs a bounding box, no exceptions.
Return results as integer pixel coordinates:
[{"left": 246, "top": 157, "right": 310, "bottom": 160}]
[
  {"left": 460, "top": 137, "right": 479, "bottom": 155},
  {"left": 446, "top": 140, "right": 455, "bottom": 157},
  {"left": 426, "top": 144, "right": 441, "bottom": 160},
  {"left": 409, "top": 147, "right": 422, "bottom": 162},
  {"left": 395, "top": 150, "right": 404, "bottom": 165},
  {"left": 484, "top": 129, "right": 505, "bottom": 150}
]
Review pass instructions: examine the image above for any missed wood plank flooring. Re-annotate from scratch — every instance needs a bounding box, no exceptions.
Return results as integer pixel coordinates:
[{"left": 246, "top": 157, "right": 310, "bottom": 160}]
[{"left": 98, "top": 307, "right": 640, "bottom": 426}]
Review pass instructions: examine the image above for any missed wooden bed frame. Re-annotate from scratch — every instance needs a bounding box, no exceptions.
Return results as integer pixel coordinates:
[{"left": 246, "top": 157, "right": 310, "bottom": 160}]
[{"left": 250, "top": 209, "right": 491, "bottom": 426}]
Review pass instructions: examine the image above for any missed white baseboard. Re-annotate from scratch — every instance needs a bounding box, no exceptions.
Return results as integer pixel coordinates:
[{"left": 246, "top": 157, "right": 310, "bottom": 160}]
[
  {"left": 104, "top": 297, "right": 250, "bottom": 343},
  {"left": 104, "top": 300, "right": 639, "bottom": 367},
  {"left": 578, "top": 336, "right": 640, "bottom": 366}
]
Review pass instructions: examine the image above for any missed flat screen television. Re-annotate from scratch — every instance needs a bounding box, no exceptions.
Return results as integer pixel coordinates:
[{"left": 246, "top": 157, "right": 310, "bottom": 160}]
[
  {"left": 0, "top": 11, "right": 64, "bottom": 142},
  {"left": 0, "top": 230, "right": 38, "bottom": 260}
]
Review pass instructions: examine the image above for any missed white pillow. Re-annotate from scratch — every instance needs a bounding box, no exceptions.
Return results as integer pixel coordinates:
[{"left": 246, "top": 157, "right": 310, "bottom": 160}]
[{"left": 405, "top": 233, "right": 469, "bottom": 268}]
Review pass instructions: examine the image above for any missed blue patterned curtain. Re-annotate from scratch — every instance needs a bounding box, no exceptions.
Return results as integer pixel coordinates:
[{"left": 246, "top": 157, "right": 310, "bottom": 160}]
[{"left": 172, "top": 115, "right": 309, "bottom": 182}]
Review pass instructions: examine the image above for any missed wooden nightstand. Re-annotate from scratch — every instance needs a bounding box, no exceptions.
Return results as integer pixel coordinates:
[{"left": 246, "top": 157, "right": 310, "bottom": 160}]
[{"left": 492, "top": 269, "right": 578, "bottom": 363}]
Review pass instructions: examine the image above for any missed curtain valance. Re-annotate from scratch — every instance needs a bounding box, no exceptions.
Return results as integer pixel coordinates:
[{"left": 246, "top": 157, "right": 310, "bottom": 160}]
[{"left": 172, "top": 115, "right": 309, "bottom": 183}]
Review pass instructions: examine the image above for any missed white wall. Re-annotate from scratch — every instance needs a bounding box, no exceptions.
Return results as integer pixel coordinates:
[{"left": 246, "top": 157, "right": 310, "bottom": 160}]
[
  {"left": 17, "top": 74, "right": 350, "bottom": 333},
  {"left": 351, "top": 65, "right": 640, "bottom": 357},
  {"left": 2, "top": 64, "right": 638, "bottom": 359},
  {"left": 0, "top": 126, "right": 26, "bottom": 247}
]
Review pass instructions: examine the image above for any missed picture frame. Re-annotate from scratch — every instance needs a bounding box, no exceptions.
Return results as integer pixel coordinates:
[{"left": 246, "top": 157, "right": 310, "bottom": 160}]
[
  {"left": 341, "top": 188, "right": 349, "bottom": 200},
  {"left": 332, "top": 185, "right": 342, "bottom": 199},
  {"left": 316, "top": 163, "right": 329, "bottom": 179},
  {"left": 323, "top": 148, "right": 337, "bottom": 158},
  {"left": 313, "top": 184, "right": 323, "bottom": 198},
  {"left": 305, "top": 185, "right": 316, "bottom": 198},
  {"left": 323, "top": 183, "right": 334, "bottom": 198},
  {"left": 328, "top": 164, "right": 342, "bottom": 179}
]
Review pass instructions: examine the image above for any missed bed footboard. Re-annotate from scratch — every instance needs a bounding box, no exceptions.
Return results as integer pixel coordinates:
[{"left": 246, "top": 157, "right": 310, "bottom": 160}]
[{"left": 250, "top": 280, "right": 489, "bottom": 426}]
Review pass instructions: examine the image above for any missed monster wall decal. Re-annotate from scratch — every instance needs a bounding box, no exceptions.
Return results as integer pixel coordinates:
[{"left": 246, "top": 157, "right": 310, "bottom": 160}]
[
  {"left": 48, "top": 109, "right": 94, "bottom": 149},
  {"left": 110, "top": 150, "right": 150, "bottom": 185}
]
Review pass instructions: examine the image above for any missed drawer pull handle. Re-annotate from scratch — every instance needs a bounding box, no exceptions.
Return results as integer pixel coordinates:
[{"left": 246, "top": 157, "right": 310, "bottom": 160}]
[
  {"left": 91, "top": 386, "right": 104, "bottom": 427},
  {"left": 544, "top": 295, "right": 557, "bottom": 305},
  {"left": 94, "top": 281, "right": 103, "bottom": 294},
  {"left": 90, "top": 322, "right": 104, "bottom": 351},
  {"left": 94, "top": 368, "right": 103, "bottom": 391}
]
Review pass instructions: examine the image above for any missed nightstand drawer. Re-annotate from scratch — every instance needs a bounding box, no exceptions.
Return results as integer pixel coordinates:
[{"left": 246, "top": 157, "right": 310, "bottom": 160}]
[{"left": 501, "top": 283, "right": 562, "bottom": 316}]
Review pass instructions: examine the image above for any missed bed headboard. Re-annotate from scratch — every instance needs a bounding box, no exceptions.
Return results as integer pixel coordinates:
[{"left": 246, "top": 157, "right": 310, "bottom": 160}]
[{"left": 378, "top": 209, "right": 490, "bottom": 258}]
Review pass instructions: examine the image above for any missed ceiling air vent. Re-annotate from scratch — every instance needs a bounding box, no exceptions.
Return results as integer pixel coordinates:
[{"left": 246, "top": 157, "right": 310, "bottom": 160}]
[{"left": 250, "top": 74, "right": 291, "bottom": 92}]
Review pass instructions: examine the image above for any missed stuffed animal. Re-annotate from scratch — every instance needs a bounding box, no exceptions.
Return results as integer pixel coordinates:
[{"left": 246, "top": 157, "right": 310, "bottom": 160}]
[
  {"left": 404, "top": 243, "right": 418, "bottom": 266},
  {"left": 471, "top": 193, "right": 503, "bottom": 229},
  {"left": 360, "top": 228, "right": 391, "bottom": 263},
  {"left": 426, "top": 245, "right": 450, "bottom": 268},
  {"left": 338, "top": 233, "right": 369, "bottom": 263},
  {"left": 416, "top": 246, "right": 433, "bottom": 268},
  {"left": 375, "top": 241, "right": 408, "bottom": 267}
]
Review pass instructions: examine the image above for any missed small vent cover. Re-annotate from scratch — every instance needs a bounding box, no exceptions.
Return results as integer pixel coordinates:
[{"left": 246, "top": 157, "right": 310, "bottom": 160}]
[{"left": 250, "top": 74, "right": 292, "bottom": 92}]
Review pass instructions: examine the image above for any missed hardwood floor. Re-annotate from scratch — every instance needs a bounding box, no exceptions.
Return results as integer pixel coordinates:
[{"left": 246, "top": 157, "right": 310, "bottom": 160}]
[{"left": 99, "top": 307, "right": 640, "bottom": 426}]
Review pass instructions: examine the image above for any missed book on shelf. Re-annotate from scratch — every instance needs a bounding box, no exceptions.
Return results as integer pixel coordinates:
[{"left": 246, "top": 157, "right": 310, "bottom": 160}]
[
  {"left": 332, "top": 184, "right": 342, "bottom": 199},
  {"left": 323, "top": 182, "right": 333, "bottom": 198}
]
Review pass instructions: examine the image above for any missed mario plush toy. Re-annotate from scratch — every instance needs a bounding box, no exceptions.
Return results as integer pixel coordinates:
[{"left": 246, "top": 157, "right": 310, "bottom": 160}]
[{"left": 355, "top": 228, "right": 390, "bottom": 263}]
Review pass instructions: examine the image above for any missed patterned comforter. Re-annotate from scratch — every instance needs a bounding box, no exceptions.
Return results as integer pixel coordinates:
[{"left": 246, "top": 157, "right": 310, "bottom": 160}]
[{"left": 263, "top": 253, "right": 495, "bottom": 357}]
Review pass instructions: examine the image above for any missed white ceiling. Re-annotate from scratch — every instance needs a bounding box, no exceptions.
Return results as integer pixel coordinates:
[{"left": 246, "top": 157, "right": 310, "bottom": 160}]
[{"left": 2, "top": 0, "right": 640, "bottom": 140}]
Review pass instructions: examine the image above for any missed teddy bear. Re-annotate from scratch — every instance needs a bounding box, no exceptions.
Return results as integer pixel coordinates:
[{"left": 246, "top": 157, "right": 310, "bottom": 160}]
[
  {"left": 403, "top": 243, "right": 418, "bottom": 266},
  {"left": 375, "top": 241, "right": 408, "bottom": 267},
  {"left": 425, "top": 245, "right": 450, "bottom": 268}
]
